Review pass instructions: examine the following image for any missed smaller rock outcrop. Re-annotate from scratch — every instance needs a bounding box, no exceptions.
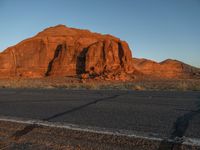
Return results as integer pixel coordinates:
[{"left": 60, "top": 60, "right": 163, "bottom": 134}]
[{"left": 132, "top": 58, "right": 200, "bottom": 79}]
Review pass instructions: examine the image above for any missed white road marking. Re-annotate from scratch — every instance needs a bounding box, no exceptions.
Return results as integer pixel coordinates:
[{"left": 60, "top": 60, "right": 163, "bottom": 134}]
[{"left": 0, "top": 116, "right": 200, "bottom": 147}]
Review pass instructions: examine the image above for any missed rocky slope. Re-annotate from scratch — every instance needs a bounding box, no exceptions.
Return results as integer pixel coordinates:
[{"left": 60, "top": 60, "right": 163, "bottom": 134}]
[
  {"left": 0, "top": 25, "right": 134, "bottom": 80},
  {"left": 132, "top": 58, "right": 200, "bottom": 79}
]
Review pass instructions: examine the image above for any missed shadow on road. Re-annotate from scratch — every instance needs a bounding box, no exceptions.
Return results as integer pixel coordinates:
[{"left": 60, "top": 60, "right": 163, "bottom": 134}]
[
  {"left": 10, "top": 94, "right": 122, "bottom": 141},
  {"left": 11, "top": 124, "right": 38, "bottom": 141},
  {"left": 43, "top": 94, "right": 120, "bottom": 121},
  {"left": 158, "top": 97, "right": 200, "bottom": 150}
]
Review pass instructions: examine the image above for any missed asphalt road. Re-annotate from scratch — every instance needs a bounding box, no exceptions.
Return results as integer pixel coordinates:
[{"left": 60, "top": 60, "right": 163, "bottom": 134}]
[{"left": 0, "top": 89, "right": 200, "bottom": 140}]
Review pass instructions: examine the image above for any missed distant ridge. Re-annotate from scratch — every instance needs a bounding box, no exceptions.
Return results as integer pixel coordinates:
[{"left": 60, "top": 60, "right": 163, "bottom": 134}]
[{"left": 132, "top": 58, "right": 200, "bottom": 79}]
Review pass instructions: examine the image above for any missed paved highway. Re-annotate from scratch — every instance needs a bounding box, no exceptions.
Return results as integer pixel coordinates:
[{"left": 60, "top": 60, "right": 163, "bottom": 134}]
[{"left": 0, "top": 89, "right": 199, "bottom": 140}]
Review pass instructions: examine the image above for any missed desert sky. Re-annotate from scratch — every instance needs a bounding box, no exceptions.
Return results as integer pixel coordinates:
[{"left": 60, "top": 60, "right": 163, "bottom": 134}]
[{"left": 0, "top": 0, "right": 199, "bottom": 67}]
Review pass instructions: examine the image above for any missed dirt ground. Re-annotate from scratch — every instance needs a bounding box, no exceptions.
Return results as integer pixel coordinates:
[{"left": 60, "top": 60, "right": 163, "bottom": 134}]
[
  {"left": 0, "top": 121, "right": 199, "bottom": 150},
  {"left": 0, "top": 77, "right": 200, "bottom": 91}
]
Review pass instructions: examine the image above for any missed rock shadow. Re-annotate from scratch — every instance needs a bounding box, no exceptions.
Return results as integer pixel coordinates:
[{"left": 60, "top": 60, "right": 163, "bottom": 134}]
[
  {"left": 76, "top": 48, "right": 88, "bottom": 75},
  {"left": 45, "top": 44, "right": 62, "bottom": 76},
  {"left": 118, "top": 42, "right": 124, "bottom": 66}
]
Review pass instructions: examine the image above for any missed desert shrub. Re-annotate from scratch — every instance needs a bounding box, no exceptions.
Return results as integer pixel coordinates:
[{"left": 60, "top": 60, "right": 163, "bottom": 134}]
[
  {"left": 132, "top": 84, "right": 146, "bottom": 91},
  {"left": 177, "top": 81, "right": 189, "bottom": 91}
]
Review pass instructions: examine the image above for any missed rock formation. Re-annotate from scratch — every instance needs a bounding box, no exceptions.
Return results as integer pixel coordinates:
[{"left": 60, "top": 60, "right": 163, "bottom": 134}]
[
  {"left": 0, "top": 25, "right": 134, "bottom": 80},
  {"left": 132, "top": 58, "right": 200, "bottom": 79},
  {"left": 0, "top": 24, "right": 199, "bottom": 80}
]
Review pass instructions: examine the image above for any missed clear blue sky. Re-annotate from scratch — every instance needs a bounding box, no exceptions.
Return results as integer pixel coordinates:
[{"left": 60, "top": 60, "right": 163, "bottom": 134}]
[{"left": 0, "top": 0, "right": 200, "bottom": 67}]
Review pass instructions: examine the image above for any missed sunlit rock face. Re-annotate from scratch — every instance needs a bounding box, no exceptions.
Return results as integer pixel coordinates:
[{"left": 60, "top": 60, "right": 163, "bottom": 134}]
[
  {"left": 0, "top": 25, "right": 134, "bottom": 80},
  {"left": 0, "top": 25, "right": 199, "bottom": 80},
  {"left": 132, "top": 58, "right": 200, "bottom": 79}
]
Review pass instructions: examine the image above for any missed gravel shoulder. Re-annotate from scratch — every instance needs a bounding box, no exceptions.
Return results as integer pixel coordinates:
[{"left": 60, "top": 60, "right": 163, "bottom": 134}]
[{"left": 0, "top": 120, "right": 200, "bottom": 150}]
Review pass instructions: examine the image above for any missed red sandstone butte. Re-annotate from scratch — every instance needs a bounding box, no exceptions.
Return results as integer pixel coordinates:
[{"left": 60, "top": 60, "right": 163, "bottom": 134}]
[
  {"left": 0, "top": 25, "right": 199, "bottom": 80},
  {"left": 0, "top": 25, "right": 134, "bottom": 79}
]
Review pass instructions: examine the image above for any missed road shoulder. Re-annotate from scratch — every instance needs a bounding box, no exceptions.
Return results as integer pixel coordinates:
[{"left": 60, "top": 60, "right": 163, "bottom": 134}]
[{"left": 0, "top": 117, "right": 200, "bottom": 150}]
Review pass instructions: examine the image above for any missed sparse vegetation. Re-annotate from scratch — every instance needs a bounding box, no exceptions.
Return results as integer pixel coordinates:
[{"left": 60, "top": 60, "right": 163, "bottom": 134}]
[{"left": 0, "top": 77, "right": 200, "bottom": 91}]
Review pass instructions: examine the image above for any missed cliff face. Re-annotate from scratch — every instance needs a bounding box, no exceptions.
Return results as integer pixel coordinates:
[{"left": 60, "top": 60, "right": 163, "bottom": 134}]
[
  {"left": 0, "top": 25, "right": 134, "bottom": 79},
  {"left": 0, "top": 25, "right": 199, "bottom": 80}
]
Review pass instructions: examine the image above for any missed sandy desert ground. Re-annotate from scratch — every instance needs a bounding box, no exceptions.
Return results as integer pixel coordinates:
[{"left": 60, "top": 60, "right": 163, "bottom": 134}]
[{"left": 0, "top": 77, "right": 200, "bottom": 91}]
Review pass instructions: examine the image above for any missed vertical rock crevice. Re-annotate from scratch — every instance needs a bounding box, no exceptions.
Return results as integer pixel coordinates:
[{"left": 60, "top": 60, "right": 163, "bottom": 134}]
[
  {"left": 10, "top": 48, "right": 17, "bottom": 76},
  {"left": 45, "top": 44, "right": 63, "bottom": 76},
  {"left": 118, "top": 42, "right": 124, "bottom": 67},
  {"left": 76, "top": 48, "right": 89, "bottom": 74}
]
